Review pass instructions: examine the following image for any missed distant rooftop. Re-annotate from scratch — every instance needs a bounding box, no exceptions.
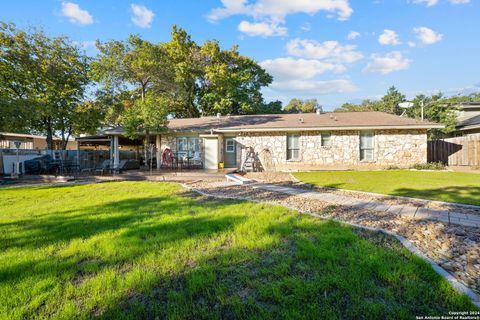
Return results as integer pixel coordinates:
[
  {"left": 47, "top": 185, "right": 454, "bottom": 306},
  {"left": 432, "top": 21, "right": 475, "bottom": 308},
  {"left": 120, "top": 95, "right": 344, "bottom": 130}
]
[{"left": 0, "top": 132, "right": 75, "bottom": 141}]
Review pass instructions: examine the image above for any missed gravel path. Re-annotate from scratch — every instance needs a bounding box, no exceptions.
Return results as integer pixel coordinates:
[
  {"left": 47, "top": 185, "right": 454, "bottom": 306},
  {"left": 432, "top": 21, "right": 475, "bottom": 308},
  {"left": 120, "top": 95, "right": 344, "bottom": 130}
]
[{"left": 186, "top": 180, "right": 480, "bottom": 297}]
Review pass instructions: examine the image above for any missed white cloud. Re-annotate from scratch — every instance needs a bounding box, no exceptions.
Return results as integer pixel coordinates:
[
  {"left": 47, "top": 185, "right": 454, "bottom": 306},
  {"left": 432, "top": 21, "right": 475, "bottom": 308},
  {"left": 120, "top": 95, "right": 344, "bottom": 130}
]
[
  {"left": 130, "top": 4, "right": 155, "bottom": 28},
  {"left": 347, "top": 31, "right": 360, "bottom": 40},
  {"left": 408, "top": 41, "right": 416, "bottom": 47},
  {"left": 378, "top": 29, "right": 401, "bottom": 46},
  {"left": 260, "top": 57, "right": 356, "bottom": 95},
  {"left": 413, "top": 0, "right": 439, "bottom": 7},
  {"left": 260, "top": 57, "right": 345, "bottom": 82},
  {"left": 270, "top": 79, "right": 357, "bottom": 95},
  {"left": 363, "top": 51, "right": 410, "bottom": 74},
  {"left": 208, "top": 0, "right": 353, "bottom": 22},
  {"left": 238, "top": 20, "right": 287, "bottom": 37},
  {"left": 286, "top": 39, "right": 363, "bottom": 64},
  {"left": 60, "top": 2, "right": 93, "bottom": 25},
  {"left": 413, "top": 27, "right": 443, "bottom": 45},
  {"left": 301, "top": 22, "right": 311, "bottom": 32},
  {"left": 412, "top": 0, "right": 469, "bottom": 6}
]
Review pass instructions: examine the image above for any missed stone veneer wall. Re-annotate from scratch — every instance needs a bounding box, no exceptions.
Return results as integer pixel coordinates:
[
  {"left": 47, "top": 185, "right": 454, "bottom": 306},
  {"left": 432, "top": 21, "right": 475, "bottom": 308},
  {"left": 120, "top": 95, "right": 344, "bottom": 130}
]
[{"left": 234, "top": 129, "right": 427, "bottom": 170}]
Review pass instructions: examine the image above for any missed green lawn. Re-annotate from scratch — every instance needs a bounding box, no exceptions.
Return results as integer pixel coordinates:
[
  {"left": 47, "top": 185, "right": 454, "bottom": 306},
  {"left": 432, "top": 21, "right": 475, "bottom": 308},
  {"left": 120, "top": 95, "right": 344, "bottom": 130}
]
[
  {"left": 0, "top": 182, "right": 476, "bottom": 319},
  {"left": 293, "top": 170, "right": 480, "bottom": 206}
]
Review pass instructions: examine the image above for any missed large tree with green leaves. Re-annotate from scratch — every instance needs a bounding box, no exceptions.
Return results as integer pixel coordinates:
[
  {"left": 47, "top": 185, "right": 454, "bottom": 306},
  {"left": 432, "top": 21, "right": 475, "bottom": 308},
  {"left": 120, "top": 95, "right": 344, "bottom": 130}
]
[
  {"left": 92, "top": 34, "right": 174, "bottom": 163},
  {"left": 336, "top": 86, "right": 405, "bottom": 115},
  {"left": 198, "top": 40, "right": 273, "bottom": 115},
  {"left": 0, "top": 23, "right": 96, "bottom": 150},
  {"left": 334, "top": 86, "right": 480, "bottom": 138},
  {"left": 284, "top": 98, "right": 322, "bottom": 114},
  {"left": 93, "top": 25, "right": 276, "bottom": 121}
]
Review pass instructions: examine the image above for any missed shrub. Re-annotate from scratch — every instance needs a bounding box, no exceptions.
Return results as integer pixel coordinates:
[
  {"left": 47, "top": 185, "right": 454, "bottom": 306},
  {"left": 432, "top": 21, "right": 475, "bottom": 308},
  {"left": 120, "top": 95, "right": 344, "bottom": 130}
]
[
  {"left": 410, "top": 162, "right": 446, "bottom": 171},
  {"left": 385, "top": 165, "right": 401, "bottom": 170}
]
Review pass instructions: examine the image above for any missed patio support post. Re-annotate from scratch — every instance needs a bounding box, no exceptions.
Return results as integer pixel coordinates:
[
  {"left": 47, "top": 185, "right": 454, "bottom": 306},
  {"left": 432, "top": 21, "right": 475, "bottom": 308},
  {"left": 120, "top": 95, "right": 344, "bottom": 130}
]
[
  {"left": 113, "top": 135, "right": 120, "bottom": 170},
  {"left": 76, "top": 141, "right": 81, "bottom": 168},
  {"left": 109, "top": 137, "right": 114, "bottom": 167},
  {"left": 156, "top": 134, "right": 161, "bottom": 170}
]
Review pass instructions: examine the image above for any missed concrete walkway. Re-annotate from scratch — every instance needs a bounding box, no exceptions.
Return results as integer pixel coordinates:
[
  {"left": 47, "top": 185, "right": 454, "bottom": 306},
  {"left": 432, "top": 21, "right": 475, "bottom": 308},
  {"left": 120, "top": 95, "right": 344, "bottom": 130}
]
[{"left": 252, "top": 184, "right": 480, "bottom": 228}]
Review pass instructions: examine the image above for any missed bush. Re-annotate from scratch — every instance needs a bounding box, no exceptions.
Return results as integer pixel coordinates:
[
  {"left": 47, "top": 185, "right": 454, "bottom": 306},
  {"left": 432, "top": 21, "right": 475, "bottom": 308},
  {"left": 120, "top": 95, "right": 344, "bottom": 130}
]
[
  {"left": 385, "top": 165, "right": 401, "bottom": 170},
  {"left": 410, "top": 162, "right": 446, "bottom": 171}
]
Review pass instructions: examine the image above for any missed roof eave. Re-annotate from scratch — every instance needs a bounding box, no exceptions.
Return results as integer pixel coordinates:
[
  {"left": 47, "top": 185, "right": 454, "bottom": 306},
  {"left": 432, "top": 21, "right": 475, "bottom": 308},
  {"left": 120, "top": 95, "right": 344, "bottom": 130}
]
[
  {"left": 457, "top": 124, "right": 480, "bottom": 131},
  {"left": 214, "top": 125, "right": 443, "bottom": 133}
]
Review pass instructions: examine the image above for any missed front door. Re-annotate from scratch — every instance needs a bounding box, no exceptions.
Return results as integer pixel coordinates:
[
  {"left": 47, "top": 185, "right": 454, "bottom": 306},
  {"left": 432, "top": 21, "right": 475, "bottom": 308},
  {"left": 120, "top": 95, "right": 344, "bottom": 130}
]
[
  {"left": 224, "top": 138, "right": 237, "bottom": 168},
  {"left": 204, "top": 137, "right": 219, "bottom": 169}
]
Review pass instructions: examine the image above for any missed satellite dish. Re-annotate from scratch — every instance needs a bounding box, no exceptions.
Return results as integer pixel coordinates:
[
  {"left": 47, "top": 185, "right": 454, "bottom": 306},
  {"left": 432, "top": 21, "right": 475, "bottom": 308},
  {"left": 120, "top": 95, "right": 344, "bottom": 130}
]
[{"left": 398, "top": 102, "right": 414, "bottom": 109}]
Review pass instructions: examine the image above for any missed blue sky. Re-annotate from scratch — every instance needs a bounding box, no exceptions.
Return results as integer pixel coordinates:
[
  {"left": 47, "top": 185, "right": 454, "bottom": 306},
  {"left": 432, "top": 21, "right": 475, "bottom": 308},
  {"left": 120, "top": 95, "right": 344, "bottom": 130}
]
[{"left": 1, "top": 0, "right": 479, "bottom": 110}]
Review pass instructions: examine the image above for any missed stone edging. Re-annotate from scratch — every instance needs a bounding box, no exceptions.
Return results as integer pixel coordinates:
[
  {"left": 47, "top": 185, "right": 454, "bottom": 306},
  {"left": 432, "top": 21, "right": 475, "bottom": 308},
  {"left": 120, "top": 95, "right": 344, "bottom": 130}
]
[
  {"left": 181, "top": 183, "right": 480, "bottom": 308},
  {"left": 287, "top": 173, "right": 480, "bottom": 210}
]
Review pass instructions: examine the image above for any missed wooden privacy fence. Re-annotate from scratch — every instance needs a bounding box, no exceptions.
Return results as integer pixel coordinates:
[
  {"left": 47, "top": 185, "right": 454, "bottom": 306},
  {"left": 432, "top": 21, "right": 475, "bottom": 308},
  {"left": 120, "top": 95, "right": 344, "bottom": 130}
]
[{"left": 428, "top": 135, "right": 480, "bottom": 166}]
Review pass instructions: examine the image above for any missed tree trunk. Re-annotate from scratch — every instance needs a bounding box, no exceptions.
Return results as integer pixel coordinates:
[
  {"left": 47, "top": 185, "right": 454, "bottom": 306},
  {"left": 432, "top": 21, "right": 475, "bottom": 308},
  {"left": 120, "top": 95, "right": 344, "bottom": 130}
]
[
  {"left": 60, "top": 128, "right": 72, "bottom": 151},
  {"left": 45, "top": 118, "right": 54, "bottom": 150}
]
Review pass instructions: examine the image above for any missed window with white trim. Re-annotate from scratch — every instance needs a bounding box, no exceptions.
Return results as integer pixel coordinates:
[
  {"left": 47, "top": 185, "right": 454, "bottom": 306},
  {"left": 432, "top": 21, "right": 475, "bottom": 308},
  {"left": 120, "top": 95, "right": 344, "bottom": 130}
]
[
  {"left": 321, "top": 132, "right": 332, "bottom": 147},
  {"left": 287, "top": 134, "right": 300, "bottom": 160},
  {"left": 360, "top": 132, "right": 374, "bottom": 161},
  {"left": 225, "top": 139, "right": 235, "bottom": 153}
]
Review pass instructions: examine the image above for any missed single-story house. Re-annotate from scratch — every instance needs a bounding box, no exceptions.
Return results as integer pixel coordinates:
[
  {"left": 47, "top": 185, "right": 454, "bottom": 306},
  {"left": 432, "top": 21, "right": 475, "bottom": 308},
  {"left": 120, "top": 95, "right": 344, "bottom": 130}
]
[
  {"left": 0, "top": 132, "right": 76, "bottom": 150},
  {"left": 98, "top": 111, "right": 442, "bottom": 171}
]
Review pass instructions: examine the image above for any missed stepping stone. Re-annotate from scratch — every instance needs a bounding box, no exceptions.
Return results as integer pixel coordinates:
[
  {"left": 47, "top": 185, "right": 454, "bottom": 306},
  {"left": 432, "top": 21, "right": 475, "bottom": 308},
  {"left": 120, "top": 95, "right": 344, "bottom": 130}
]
[
  {"left": 399, "top": 206, "right": 418, "bottom": 218},
  {"left": 251, "top": 184, "right": 480, "bottom": 228},
  {"left": 364, "top": 201, "right": 383, "bottom": 210},
  {"left": 414, "top": 207, "right": 435, "bottom": 220},
  {"left": 373, "top": 203, "right": 391, "bottom": 212},
  {"left": 352, "top": 200, "right": 370, "bottom": 209},
  {"left": 350, "top": 200, "right": 371, "bottom": 209},
  {"left": 386, "top": 205, "right": 403, "bottom": 215}
]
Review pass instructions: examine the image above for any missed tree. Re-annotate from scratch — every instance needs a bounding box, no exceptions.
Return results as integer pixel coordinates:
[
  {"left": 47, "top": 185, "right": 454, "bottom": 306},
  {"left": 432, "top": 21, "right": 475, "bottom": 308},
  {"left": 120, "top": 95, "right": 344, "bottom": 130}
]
[
  {"left": 122, "top": 93, "right": 169, "bottom": 140},
  {"left": 284, "top": 98, "right": 321, "bottom": 113},
  {"left": 0, "top": 23, "right": 95, "bottom": 150},
  {"left": 92, "top": 35, "right": 174, "bottom": 163},
  {"left": 198, "top": 41, "right": 273, "bottom": 115},
  {"left": 254, "top": 100, "right": 283, "bottom": 114},
  {"left": 0, "top": 23, "right": 39, "bottom": 133},
  {"left": 336, "top": 86, "right": 404, "bottom": 115},
  {"left": 162, "top": 26, "right": 203, "bottom": 118},
  {"left": 377, "top": 86, "right": 405, "bottom": 115},
  {"left": 405, "top": 93, "right": 459, "bottom": 138}
]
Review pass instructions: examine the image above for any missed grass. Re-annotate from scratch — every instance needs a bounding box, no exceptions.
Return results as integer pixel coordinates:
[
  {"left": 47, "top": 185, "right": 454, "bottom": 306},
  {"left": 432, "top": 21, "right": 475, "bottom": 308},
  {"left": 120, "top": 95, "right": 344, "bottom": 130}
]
[
  {"left": 293, "top": 170, "right": 480, "bottom": 206},
  {"left": 0, "top": 181, "right": 476, "bottom": 319}
]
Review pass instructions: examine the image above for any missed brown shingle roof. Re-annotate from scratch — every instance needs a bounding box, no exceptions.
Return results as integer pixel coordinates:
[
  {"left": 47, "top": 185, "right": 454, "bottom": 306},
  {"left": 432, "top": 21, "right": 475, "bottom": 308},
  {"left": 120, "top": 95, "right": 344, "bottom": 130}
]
[
  {"left": 166, "top": 112, "right": 442, "bottom": 132},
  {"left": 100, "top": 111, "right": 442, "bottom": 135}
]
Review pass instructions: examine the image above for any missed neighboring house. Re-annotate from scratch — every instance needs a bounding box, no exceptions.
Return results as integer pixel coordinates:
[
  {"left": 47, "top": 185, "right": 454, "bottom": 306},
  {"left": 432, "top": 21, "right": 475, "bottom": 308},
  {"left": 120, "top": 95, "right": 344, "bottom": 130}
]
[
  {"left": 0, "top": 132, "right": 77, "bottom": 175},
  {"left": 0, "top": 132, "right": 76, "bottom": 150},
  {"left": 100, "top": 111, "right": 442, "bottom": 171},
  {"left": 454, "top": 102, "right": 480, "bottom": 136}
]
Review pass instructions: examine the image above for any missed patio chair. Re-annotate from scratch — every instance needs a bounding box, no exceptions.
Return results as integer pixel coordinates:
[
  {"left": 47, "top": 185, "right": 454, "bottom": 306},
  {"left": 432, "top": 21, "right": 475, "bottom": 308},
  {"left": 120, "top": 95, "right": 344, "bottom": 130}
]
[
  {"left": 191, "top": 151, "right": 203, "bottom": 168},
  {"left": 94, "top": 160, "right": 111, "bottom": 175}
]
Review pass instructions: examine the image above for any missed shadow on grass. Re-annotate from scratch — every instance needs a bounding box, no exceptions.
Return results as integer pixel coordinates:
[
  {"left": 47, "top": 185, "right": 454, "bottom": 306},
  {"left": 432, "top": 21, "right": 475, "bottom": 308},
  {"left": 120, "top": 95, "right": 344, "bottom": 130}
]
[
  {"left": 0, "top": 186, "right": 477, "bottom": 319},
  {"left": 97, "top": 221, "right": 476, "bottom": 319},
  {"left": 391, "top": 185, "right": 480, "bottom": 206}
]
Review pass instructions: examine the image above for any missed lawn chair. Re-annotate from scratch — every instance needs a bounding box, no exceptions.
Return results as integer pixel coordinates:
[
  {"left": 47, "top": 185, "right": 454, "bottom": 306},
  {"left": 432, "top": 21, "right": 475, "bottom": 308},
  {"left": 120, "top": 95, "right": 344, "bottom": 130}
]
[
  {"left": 191, "top": 151, "right": 203, "bottom": 168},
  {"left": 94, "top": 160, "right": 111, "bottom": 175}
]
